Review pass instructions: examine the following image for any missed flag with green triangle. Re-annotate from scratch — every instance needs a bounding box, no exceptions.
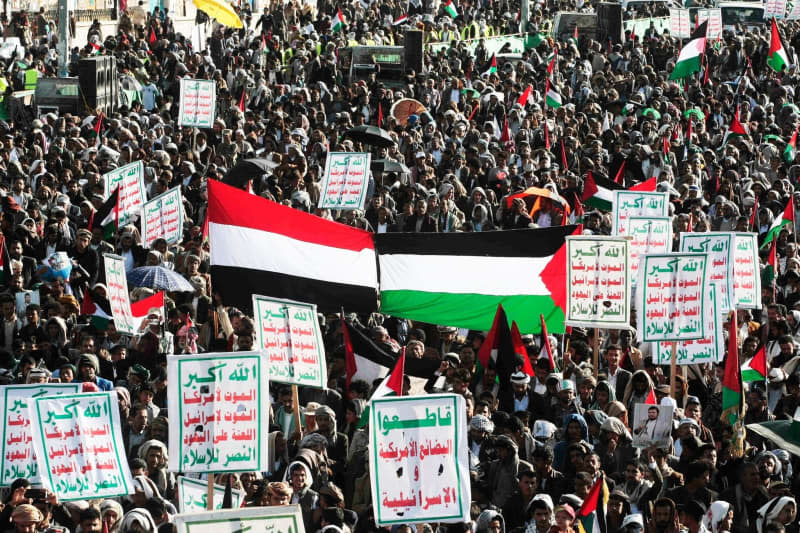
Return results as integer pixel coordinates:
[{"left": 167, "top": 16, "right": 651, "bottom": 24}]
[
  {"left": 483, "top": 53, "right": 497, "bottom": 76},
  {"left": 785, "top": 126, "right": 798, "bottom": 164},
  {"left": 721, "top": 311, "right": 745, "bottom": 427}
]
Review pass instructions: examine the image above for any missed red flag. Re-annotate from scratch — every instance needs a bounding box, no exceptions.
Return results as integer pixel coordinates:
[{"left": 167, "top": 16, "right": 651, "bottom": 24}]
[
  {"left": 687, "top": 213, "right": 694, "bottom": 233},
  {"left": 510, "top": 321, "right": 535, "bottom": 376},
  {"left": 261, "top": 33, "right": 267, "bottom": 50},
  {"left": 238, "top": 89, "right": 246, "bottom": 112},
  {"left": 149, "top": 27, "right": 157, "bottom": 44},
  {"left": 582, "top": 170, "right": 598, "bottom": 201},
  {"left": 749, "top": 195, "right": 759, "bottom": 232},
  {"left": 783, "top": 197, "right": 796, "bottom": 224},
  {"left": 629, "top": 26, "right": 636, "bottom": 43},
  {"left": 768, "top": 237, "right": 779, "bottom": 278},
  {"left": 547, "top": 54, "right": 556, "bottom": 75},
  {"left": 539, "top": 314, "right": 556, "bottom": 372},
  {"left": 377, "top": 104, "right": 383, "bottom": 127},
  {"left": 703, "top": 60, "right": 710, "bottom": 85},
  {"left": 343, "top": 317, "right": 356, "bottom": 393},
  {"left": 573, "top": 191, "right": 584, "bottom": 219},
  {"left": 201, "top": 214, "right": 210, "bottom": 245},
  {"left": 500, "top": 117, "right": 511, "bottom": 144},
  {"left": 518, "top": 84, "right": 532, "bottom": 107},
  {"left": 662, "top": 135, "right": 670, "bottom": 158},
  {"left": 544, "top": 122, "right": 550, "bottom": 149},
  {"left": 468, "top": 103, "right": 479, "bottom": 122},
  {"left": 561, "top": 139, "right": 568, "bottom": 169},
  {"left": 613, "top": 160, "right": 626, "bottom": 185},
  {"left": 573, "top": 25, "right": 578, "bottom": 40},
  {"left": 687, "top": 117, "right": 693, "bottom": 143},
  {"left": 644, "top": 388, "right": 657, "bottom": 405}
]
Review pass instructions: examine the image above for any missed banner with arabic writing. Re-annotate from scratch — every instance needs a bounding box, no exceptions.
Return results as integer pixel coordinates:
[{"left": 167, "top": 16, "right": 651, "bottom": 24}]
[
  {"left": 142, "top": 187, "right": 184, "bottom": 247},
  {"left": 680, "top": 232, "right": 734, "bottom": 312},
  {"left": 29, "top": 392, "right": 134, "bottom": 501},
  {"left": 732, "top": 233, "right": 761, "bottom": 309},
  {"left": 104, "top": 253, "right": 137, "bottom": 334},
  {"left": 611, "top": 191, "right": 670, "bottom": 236},
  {"left": 177, "top": 476, "right": 245, "bottom": 513},
  {"left": 565, "top": 236, "right": 631, "bottom": 329},
  {"left": 168, "top": 351, "right": 268, "bottom": 473},
  {"left": 369, "top": 394, "right": 470, "bottom": 526},
  {"left": 637, "top": 253, "right": 709, "bottom": 342},
  {"left": 654, "top": 283, "right": 724, "bottom": 365},
  {"left": 319, "top": 152, "right": 371, "bottom": 210},
  {"left": 252, "top": 295, "right": 327, "bottom": 389},
  {"left": 178, "top": 79, "right": 217, "bottom": 128},
  {"left": 0, "top": 383, "right": 81, "bottom": 486},
  {"left": 174, "top": 505, "right": 305, "bottom": 533},
  {"left": 103, "top": 161, "right": 146, "bottom": 227},
  {"left": 628, "top": 217, "right": 672, "bottom": 286}
]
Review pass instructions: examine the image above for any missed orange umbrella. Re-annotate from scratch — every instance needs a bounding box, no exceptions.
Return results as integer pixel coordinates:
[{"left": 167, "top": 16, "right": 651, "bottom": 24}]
[
  {"left": 505, "top": 187, "right": 570, "bottom": 218},
  {"left": 390, "top": 98, "right": 427, "bottom": 126}
]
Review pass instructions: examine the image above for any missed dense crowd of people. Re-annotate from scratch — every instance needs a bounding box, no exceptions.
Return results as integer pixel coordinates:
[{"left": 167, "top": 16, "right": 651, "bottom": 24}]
[{"left": 0, "top": 2, "right": 799, "bottom": 533}]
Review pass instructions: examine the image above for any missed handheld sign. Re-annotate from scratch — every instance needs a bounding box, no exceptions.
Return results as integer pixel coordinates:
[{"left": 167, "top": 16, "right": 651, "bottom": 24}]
[
  {"left": 174, "top": 505, "right": 305, "bottom": 533},
  {"left": 612, "top": 191, "right": 669, "bottom": 236},
  {"left": 103, "top": 161, "right": 146, "bottom": 227},
  {"left": 103, "top": 253, "right": 137, "bottom": 334},
  {"left": 178, "top": 79, "right": 217, "bottom": 128},
  {"left": 680, "top": 232, "right": 734, "bottom": 312},
  {"left": 654, "top": 283, "right": 724, "bottom": 365},
  {"left": 628, "top": 217, "right": 672, "bottom": 285},
  {"left": 319, "top": 152, "right": 371, "bottom": 210},
  {"left": 142, "top": 187, "right": 184, "bottom": 247},
  {"left": 177, "top": 476, "right": 245, "bottom": 513},
  {"left": 732, "top": 233, "right": 761, "bottom": 309}
]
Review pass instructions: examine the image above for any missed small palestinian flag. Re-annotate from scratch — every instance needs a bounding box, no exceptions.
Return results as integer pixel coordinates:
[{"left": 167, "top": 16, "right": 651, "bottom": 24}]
[
  {"left": 742, "top": 344, "right": 767, "bottom": 382},
  {"left": 90, "top": 188, "right": 120, "bottom": 240},
  {"left": 443, "top": 0, "right": 458, "bottom": 17},
  {"left": 518, "top": 84, "right": 533, "bottom": 106},
  {"left": 393, "top": 13, "right": 408, "bottom": 25},
  {"left": 358, "top": 347, "right": 405, "bottom": 428},
  {"left": 484, "top": 53, "right": 497, "bottom": 76},
  {"left": 669, "top": 21, "right": 707, "bottom": 80},
  {"left": 582, "top": 171, "right": 623, "bottom": 211},
  {"left": 762, "top": 199, "right": 795, "bottom": 249},
  {"left": 545, "top": 78, "right": 561, "bottom": 108},
  {"left": 768, "top": 19, "right": 789, "bottom": 73},
  {"left": 332, "top": 8, "right": 346, "bottom": 32},
  {"left": 722, "top": 106, "right": 748, "bottom": 145},
  {"left": 576, "top": 475, "right": 608, "bottom": 533},
  {"left": 785, "top": 126, "right": 798, "bottom": 164},
  {"left": 81, "top": 291, "right": 113, "bottom": 330},
  {"left": 721, "top": 311, "right": 745, "bottom": 427},
  {"left": 629, "top": 177, "right": 657, "bottom": 192}
]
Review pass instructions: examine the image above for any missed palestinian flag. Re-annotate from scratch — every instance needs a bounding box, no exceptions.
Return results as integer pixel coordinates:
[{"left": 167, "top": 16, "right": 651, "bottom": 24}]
[
  {"left": 613, "top": 160, "right": 626, "bottom": 185},
  {"left": 208, "top": 180, "right": 378, "bottom": 314},
  {"left": 332, "top": 8, "right": 346, "bottom": 31},
  {"left": 749, "top": 195, "right": 759, "bottom": 232},
  {"left": 742, "top": 344, "right": 767, "bottom": 382},
  {"left": 785, "top": 126, "right": 798, "bottom": 164},
  {"left": 538, "top": 313, "right": 556, "bottom": 371},
  {"left": 721, "top": 311, "right": 746, "bottom": 427},
  {"left": 81, "top": 291, "right": 112, "bottom": 330},
  {"left": 629, "top": 177, "right": 657, "bottom": 191},
  {"left": 761, "top": 199, "right": 795, "bottom": 249},
  {"left": 669, "top": 21, "right": 707, "bottom": 80},
  {"left": 393, "top": 13, "right": 408, "bottom": 25},
  {"left": 645, "top": 388, "right": 657, "bottom": 405},
  {"left": 484, "top": 53, "right": 497, "bottom": 76},
  {"left": 130, "top": 291, "right": 166, "bottom": 332},
  {"left": 518, "top": 84, "right": 533, "bottom": 106},
  {"left": 582, "top": 171, "right": 623, "bottom": 211},
  {"left": 576, "top": 474, "right": 608, "bottom": 533},
  {"left": 545, "top": 78, "right": 562, "bottom": 108},
  {"left": 149, "top": 27, "right": 157, "bottom": 44},
  {"left": 90, "top": 187, "right": 120, "bottom": 240},
  {"left": 359, "top": 347, "right": 405, "bottom": 428},
  {"left": 768, "top": 19, "right": 789, "bottom": 73},
  {"left": 443, "top": 0, "right": 458, "bottom": 17},
  {"left": 375, "top": 225, "right": 579, "bottom": 334},
  {"left": 478, "top": 304, "right": 534, "bottom": 386},
  {"left": 765, "top": 237, "right": 779, "bottom": 284},
  {"left": 722, "top": 106, "right": 748, "bottom": 145}
]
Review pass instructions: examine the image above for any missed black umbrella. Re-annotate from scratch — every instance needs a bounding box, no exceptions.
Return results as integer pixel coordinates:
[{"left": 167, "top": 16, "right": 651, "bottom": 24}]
[
  {"left": 344, "top": 126, "right": 395, "bottom": 148},
  {"left": 371, "top": 159, "right": 410, "bottom": 174},
  {"left": 223, "top": 158, "right": 279, "bottom": 190}
]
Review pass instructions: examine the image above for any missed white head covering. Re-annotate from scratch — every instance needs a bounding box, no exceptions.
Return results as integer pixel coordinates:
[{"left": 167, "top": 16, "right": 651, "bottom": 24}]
[
  {"left": 702, "top": 501, "right": 732, "bottom": 533},
  {"left": 283, "top": 460, "right": 314, "bottom": 488},
  {"left": 757, "top": 496, "right": 797, "bottom": 533},
  {"left": 119, "top": 509, "right": 157, "bottom": 533}
]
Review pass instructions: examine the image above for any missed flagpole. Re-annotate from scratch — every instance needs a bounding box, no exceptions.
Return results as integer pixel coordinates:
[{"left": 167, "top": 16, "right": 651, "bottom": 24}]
[
  {"left": 593, "top": 328, "right": 599, "bottom": 378},
  {"left": 669, "top": 341, "right": 678, "bottom": 398},
  {"left": 284, "top": 304, "right": 304, "bottom": 440},
  {"left": 207, "top": 474, "right": 214, "bottom": 510}
]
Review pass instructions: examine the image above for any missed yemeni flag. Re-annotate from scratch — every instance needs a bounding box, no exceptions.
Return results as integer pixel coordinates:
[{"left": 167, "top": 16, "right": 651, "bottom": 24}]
[
  {"left": 332, "top": 8, "right": 346, "bottom": 32},
  {"left": 669, "top": 21, "right": 707, "bottom": 80},
  {"left": 545, "top": 78, "right": 562, "bottom": 108},
  {"left": 393, "top": 13, "right": 408, "bottom": 25},
  {"left": 358, "top": 348, "right": 405, "bottom": 428},
  {"left": 576, "top": 474, "right": 609, "bottom": 533},
  {"left": 629, "top": 177, "right": 657, "bottom": 191},
  {"left": 90, "top": 187, "right": 120, "bottom": 240},
  {"left": 785, "top": 126, "right": 798, "bottom": 164},
  {"left": 761, "top": 199, "right": 795, "bottom": 249},
  {"left": 484, "top": 53, "right": 497, "bottom": 76},
  {"left": 443, "top": 0, "right": 458, "bottom": 17},
  {"left": 376, "top": 225, "right": 580, "bottom": 334},
  {"left": 742, "top": 344, "right": 767, "bottom": 382},
  {"left": 723, "top": 106, "right": 749, "bottom": 145},
  {"left": 538, "top": 313, "right": 556, "bottom": 371},
  {"left": 81, "top": 291, "right": 113, "bottom": 330},
  {"left": 208, "top": 180, "right": 378, "bottom": 314},
  {"left": 478, "top": 304, "right": 534, "bottom": 386},
  {"left": 582, "top": 171, "right": 623, "bottom": 211},
  {"left": 130, "top": 291, "right": 166, "bottom": 332},
  {"left": 768, "top": 19, "right": 789, "bottom": 73},
  {"left": 721, "top": 312, "right": 746, "bottom": 427}
]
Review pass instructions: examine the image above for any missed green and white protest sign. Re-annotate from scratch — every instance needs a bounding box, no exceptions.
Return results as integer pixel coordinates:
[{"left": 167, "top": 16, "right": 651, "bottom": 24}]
[
  {"left": 178, "top": 79, "right": 217, "bottom": 128},
  {"left": 142, "top": 187, "right": 184, "bottom": 247},
  {"left": 319, "top": 152, "right": 371, "bottom": 210},
  {"left": 611, "top": 191, "right": 670, "bottom": 236},
  {"left": 103, "top": 161, "right": 145, "bottom": 227},
  {"left": 0, "top": 383, "right": 81, "bottom": 486},
  {"left": 628, "top": 217, "right": 672, "bottom": 285},
  {"left": 168, "top": 351, "right": 269, "bottom": 473},
  {"left": 732, "top": 233, "right": 761, "bottom": 309},
  {"left": 654, "top": 283, "right": 724, "bottom": 365},
  {"left": 177, "top": 476, "right": 245, "bottom": 513},
  {"left": 252, "top": 295, "right": 327, "bottom": 389},
  {"left": 565, "top": 236, "right": 631, "bottom": 328},
  {"left": 29, "top": 392, "right": 134, "bottom": 501},
  {"left": 174, "top": 505, "right": 305, "bottom": 533},
  {"left": 637, "top": 253, "right": 708, "bottom": 342},
  {"left": 104, "top": 253, "right": 136, "bottom": 334},
  {"left": 680, "top": 232, "right": 734, "bottom": 312},
  {"left": 369, "top": 394, "right": 470, "bottom": 526}
]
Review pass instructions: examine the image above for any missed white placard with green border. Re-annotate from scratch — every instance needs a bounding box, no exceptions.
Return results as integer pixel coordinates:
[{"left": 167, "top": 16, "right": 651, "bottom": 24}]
[
  {"left": 654, "top": 283, "right": 724, "bottom": 365},
  {"left": 103, "top": 253, "right": 137, "bottom": 334},
  {"left": 142, "top": 187, "right": 184, "bottom": 247},
  {"left": 611, "top": 191, "right": 670, "bottom": 237},
  {"left": 177, "top": 476, "right": 245, "bottom": 513},
  {"left": 0, "top": 383, "right": 81, "bottom": 486},
  {"left": 103, "top": 160, "right": 146, "bottom": 227},
  {"left": 628, "top": 217, "right": 672, "bottom": 286},
  {"left": 637, "top": 253, "right": 708, "bottom": 342},
  {"left": 732, "top": 233, "right": 761, "bottom": 309},
  {"left": 29, "top": 392, "right": 134, "bottom": 501},
  {"left": 168, "top": 351, "right": 268, "bottom": 473},
  {"left": 178, "top": 79, "right": 217, "bottom": 128},
  {"left": 319, "top": 152, "right": 371, "bottom": 210},
  {"left": 174, "top": 505, "right": 305, "bottom": 533},
  {"left": 369, "top": 394, "right": 470, "bottom": 525},
  {"left": 679, "top": 232, "right": 734, "bottom": 312},
  {"left": 252, "top": 294, "right": 327, "bottom": 389},
  {"left": 566, "top": 236, "right": 631, "bottom": 328}
]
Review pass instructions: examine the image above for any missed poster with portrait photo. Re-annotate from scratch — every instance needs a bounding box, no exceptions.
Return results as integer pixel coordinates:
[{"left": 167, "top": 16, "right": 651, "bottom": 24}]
[
  {"left": 631, "top": 402, "right": 674, "bottom": 448},
  {"left": 15, "top": 290, "right": 40, "bottom": 315}
]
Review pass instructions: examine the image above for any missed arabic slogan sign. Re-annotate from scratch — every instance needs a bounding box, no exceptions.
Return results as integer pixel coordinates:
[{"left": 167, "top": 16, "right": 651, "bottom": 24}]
[
  {"left": 696, "top": 8, "right": 722, "bottom": 39},
  {"left": 29, "top": 392, "right": 134, "bottom": 501},
  {"left": 654, "top": 283, "right": 724, "bottom": 365},
  {"left": 174, "top": 505, "right": 305, "bottom": 533},
  {"left": 565, "top": 236, "right": 631, "bottom": 329},
  {"left": 766, "top": 0, "right": 787, "bottom": 18},
  {"left": 680, "top": 232, "right": 734, "bottom": 312},
  {"left": 732, "top": 233, "right": 761, "bottom": 309},
  {"left": 369, "top": 394, "right": 470, "bottom": 526},
  {"left": 104, "top": 254, "right": 136, "bottom": 334},
  {"left": 628, "top": 217, "right": 672, "bottom": 285},
  {"left": 177, "top": 476, "right": 245, "bottom": 513},
  {"left": 319, "top": 152, "right": 371, "bottom": 210},
  {"left": 142, "top": 187, "right": 184, "bottom": 247},
  {"left": 669, "top": 8, "right": 690, "bottom": 38},
  {"left": 104, "top": 161, "right": 146, "bottom": 227},
  {"left": 612, "top": 191, "right": 670, "bottom": 237},
  {"left": 168, "top": 351, "right": 268, "bottom": 473},
  {"left": 0, "top": 383, "right": 80, "bottom": 486},
  {"left": 252, "top": 295, "right": 327, "bottom": 389},
  {"left": 637, "top": 253, "right": 708, "bottom": 342},
  {"left": 178, "top": 79, "right": 217, "bottom": 128}
]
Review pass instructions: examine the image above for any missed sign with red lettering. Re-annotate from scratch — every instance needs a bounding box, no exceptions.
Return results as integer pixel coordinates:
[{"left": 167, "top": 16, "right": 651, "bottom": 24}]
[
  {"left": 628, "top": 217, "right": 672, "bottom": 285},
  {"left": 654, "top": 283, "right": 724, "bottom": 365},
  {"left": 104, "top": 253, "right": 136, "bottom": 334},
  {"left": 680, "top": 232, "right": 734, "bottom": 312},
  {"left": 369, "top": 394, "right": 470, "bottom": 526},
  {"left": 319, "top": 152, "right": 371, "bottom": 210},
  {"left": 252, "top": 295, "right": 327, "bottom": 389},
  {"left": 29, "top": 392, "right": 134, "bottom": 501},
  {"left": 612, "top": 191, "right": 670, "bottom": 236},
  {"left": 103, "top": 161, "right": 145, "bottom": 228},
  {"left": 178, "top": 79, "right": 217, "bottom": 128},
  {"left": 732, "top": 233, "right": 761, "bottom": 309},
  {"left": 142, "top": 187, "right": 184, "bottom": 247}
]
